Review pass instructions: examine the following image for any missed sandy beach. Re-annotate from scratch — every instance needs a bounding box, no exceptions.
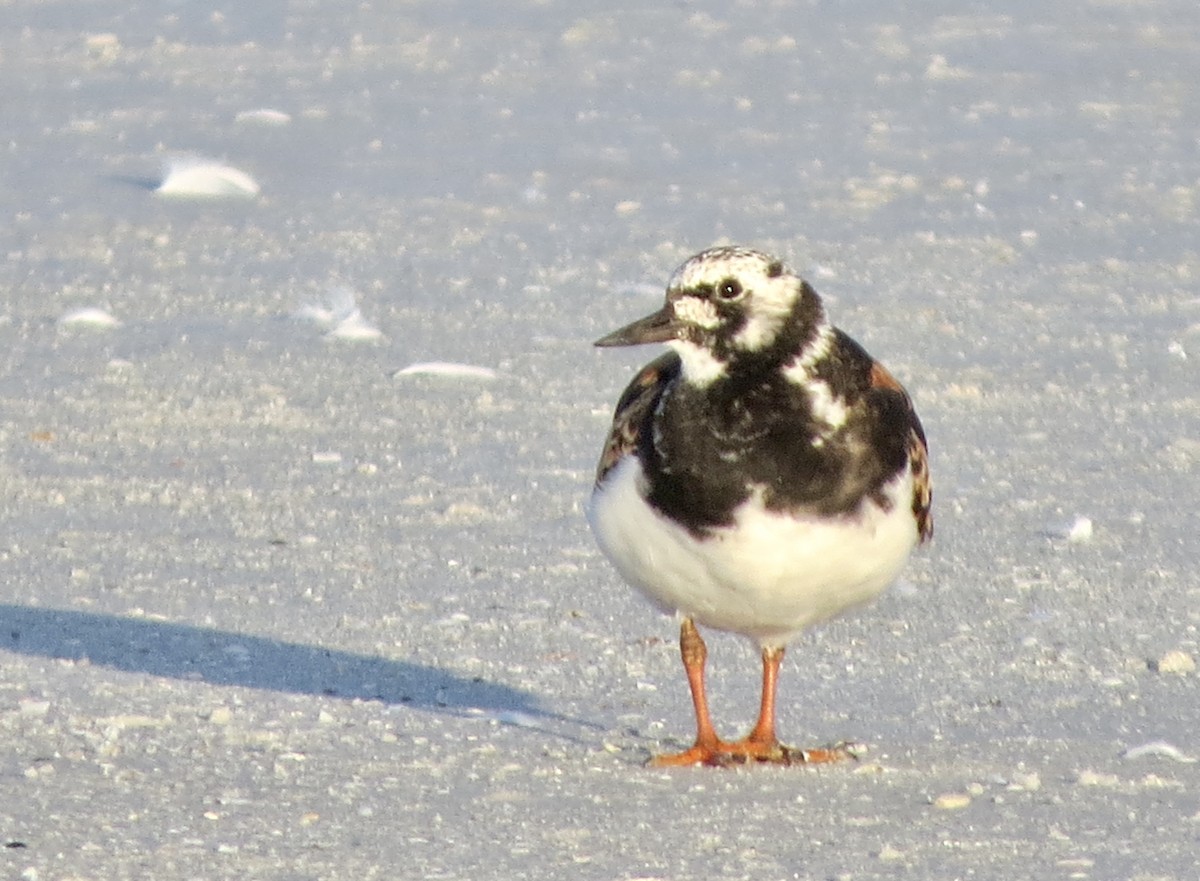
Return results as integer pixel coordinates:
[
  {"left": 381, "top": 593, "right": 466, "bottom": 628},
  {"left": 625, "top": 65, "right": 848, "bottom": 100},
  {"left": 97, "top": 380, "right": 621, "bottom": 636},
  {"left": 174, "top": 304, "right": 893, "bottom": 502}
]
[{"left": 1, "top": 3, "right": 1198, "bottom": 878}]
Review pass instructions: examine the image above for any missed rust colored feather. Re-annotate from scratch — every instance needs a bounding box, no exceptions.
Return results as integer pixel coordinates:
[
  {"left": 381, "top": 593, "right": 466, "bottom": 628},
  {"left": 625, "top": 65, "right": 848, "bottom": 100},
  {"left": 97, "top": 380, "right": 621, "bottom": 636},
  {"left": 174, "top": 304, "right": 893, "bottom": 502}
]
[
  {"left": 595, "top": 352, "right": 680, "bottom": 485},
  {"left": 870, "top": 360, "right": 932, "bottom": 543}
]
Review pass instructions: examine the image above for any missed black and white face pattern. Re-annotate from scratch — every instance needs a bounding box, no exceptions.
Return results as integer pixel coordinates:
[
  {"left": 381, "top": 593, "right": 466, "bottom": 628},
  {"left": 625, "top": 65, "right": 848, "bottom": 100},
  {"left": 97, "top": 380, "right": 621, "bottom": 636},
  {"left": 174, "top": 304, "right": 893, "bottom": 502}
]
[{"left": 662, "top": 247, "right": 826, "bottom": 385}]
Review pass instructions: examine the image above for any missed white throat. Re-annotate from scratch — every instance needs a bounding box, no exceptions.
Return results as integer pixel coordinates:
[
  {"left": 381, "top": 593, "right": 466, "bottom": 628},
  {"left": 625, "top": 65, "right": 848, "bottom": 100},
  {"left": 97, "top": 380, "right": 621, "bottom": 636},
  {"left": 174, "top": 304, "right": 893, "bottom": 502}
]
[{"left": 667, "top": 339, "right": 727, "bottom": 387}]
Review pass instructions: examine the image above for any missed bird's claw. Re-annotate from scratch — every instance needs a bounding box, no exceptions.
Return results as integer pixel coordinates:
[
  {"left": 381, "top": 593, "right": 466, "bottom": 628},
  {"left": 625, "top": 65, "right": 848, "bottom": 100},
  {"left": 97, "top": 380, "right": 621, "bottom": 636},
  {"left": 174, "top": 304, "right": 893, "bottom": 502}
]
[{"left": 649, "top": 739, "right": 864, "bottom": 768}]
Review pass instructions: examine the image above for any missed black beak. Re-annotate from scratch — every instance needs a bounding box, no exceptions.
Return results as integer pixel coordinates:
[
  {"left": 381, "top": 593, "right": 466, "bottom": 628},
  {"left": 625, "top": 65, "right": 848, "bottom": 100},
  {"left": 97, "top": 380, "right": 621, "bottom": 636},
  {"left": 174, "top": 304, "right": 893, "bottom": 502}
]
[{"left": 594, "top": 305, "right": 681, "bottom": 347}]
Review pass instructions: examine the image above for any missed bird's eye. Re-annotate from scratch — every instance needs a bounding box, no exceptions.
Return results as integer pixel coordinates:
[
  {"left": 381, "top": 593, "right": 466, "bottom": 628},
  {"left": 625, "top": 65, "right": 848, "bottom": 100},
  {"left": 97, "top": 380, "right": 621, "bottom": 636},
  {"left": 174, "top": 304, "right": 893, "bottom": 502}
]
[{"left": 718, "top": 278, "right": 742, "bottom": 300}]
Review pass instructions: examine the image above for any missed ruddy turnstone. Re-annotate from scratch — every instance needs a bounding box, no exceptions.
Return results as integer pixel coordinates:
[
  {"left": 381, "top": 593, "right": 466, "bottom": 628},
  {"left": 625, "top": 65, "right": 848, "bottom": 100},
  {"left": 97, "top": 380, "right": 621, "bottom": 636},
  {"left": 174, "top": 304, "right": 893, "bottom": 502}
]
[{"left": 587, "top": 246, "right": 932, "bottom": 767}]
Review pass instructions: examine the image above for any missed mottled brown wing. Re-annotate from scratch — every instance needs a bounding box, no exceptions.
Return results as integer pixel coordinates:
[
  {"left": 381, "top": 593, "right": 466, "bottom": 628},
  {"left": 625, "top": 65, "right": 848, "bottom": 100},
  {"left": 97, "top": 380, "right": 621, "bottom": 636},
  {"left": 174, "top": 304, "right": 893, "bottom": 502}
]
[
  {"left": 595, "top": 351, "right": 681, "bottom": 486},
  {"left": 870, "top": 361, "right": 933, "bottom": 543}
]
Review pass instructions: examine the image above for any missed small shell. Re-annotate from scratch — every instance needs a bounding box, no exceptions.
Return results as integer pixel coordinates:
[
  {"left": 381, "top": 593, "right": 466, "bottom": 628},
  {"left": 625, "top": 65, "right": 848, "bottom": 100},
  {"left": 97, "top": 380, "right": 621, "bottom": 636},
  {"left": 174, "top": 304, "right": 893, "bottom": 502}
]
[
  {"left": 157, "top": 156, "right": 260, "bottom": 198},
  {"left": 394, "top": 362, "right": 497, "bottom": 381},
  {"left": 59, "top": 307, "right": 121, "bottom": 329},
  {"left": 234, "top": 108, "right": 292, "bottom": 126}
]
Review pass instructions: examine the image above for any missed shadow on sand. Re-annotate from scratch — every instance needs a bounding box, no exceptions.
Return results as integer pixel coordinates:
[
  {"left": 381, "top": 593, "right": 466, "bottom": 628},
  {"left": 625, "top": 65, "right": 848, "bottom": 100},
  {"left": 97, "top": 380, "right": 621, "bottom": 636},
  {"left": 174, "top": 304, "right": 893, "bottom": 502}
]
[
  {"left": 0, "top": 604, "right": 578, "bottom": 729},
  {"left": 108, "top": 174, "right": 162, "bottom": 191}
]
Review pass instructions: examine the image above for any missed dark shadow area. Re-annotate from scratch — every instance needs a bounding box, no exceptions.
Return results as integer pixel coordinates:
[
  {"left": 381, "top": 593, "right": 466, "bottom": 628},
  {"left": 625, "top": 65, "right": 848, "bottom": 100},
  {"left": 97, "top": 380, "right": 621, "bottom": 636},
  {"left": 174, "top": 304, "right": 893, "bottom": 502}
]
[
  {"left": 0, "top": 604, "right": 580, "bottom": 728},
  {"left": 108, "top": 174, "right": 162, "bottom": 191}
]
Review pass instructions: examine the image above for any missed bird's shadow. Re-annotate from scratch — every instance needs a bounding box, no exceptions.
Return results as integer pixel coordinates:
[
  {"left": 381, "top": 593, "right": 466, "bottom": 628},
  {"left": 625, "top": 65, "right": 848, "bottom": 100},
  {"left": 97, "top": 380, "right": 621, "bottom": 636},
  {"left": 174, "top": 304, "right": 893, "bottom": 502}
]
[{"left": 0, "top": 604, "right": 588, "bottom": 735}]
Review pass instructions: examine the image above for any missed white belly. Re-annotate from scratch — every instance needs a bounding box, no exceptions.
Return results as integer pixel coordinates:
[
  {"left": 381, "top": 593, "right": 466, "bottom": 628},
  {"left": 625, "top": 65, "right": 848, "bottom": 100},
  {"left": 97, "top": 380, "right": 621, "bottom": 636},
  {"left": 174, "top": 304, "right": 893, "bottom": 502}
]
[{"left": 587, "top": 456, "right": 918, "bottom": 648}]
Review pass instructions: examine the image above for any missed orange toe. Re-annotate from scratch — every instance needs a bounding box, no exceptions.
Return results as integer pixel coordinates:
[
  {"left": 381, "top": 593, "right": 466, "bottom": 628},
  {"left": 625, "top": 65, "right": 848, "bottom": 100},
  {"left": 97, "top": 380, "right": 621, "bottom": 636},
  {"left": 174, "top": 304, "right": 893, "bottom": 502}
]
[
  {"left": 647, "top": 743, "right": 728, "bottom": 767},
  {"left": 649, "top": 739, "right": 860, "bottom": 768}
]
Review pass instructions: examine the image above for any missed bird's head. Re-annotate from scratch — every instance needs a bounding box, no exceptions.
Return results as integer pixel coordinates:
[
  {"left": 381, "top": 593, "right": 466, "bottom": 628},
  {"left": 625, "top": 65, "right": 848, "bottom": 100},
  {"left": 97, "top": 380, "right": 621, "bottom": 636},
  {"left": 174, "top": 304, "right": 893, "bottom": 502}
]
[{"left": 595, "top": 246, "right": 827, "bottom": 385}]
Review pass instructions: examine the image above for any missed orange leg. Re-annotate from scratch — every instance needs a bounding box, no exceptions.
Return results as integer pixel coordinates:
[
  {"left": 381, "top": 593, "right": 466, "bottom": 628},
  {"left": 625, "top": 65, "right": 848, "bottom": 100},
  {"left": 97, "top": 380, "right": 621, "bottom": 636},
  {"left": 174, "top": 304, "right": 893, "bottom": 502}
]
[
  {"left": 648, "top": 618, "right": 728, "bottom": 766},
  {"left": 745, "top": 645, "right": 785, "bottom": 746},
  {"left": 721, "top": 646, "right": 851, "bottom": 765},
  {"left": 650, "top": 624, "right": 857, "bottom": 768}
]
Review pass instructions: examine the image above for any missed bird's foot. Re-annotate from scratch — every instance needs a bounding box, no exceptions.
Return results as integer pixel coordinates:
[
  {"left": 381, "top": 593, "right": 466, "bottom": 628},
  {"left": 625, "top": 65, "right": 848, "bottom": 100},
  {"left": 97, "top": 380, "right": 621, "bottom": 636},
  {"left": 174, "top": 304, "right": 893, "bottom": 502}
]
[
  {"left": 647, "top": 741, "right": 731, "bottom": 768},
  {"left": 648, "top": 739, "right": 863, "bottom": 768}
]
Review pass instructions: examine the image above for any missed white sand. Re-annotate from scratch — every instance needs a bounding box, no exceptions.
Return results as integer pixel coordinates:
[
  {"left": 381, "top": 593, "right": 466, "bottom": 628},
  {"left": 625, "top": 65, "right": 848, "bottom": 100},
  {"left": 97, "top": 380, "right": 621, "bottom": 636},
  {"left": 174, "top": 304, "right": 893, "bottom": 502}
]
[{"left": 1, "top": 3, "right": 1198, "bottom": 879}]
